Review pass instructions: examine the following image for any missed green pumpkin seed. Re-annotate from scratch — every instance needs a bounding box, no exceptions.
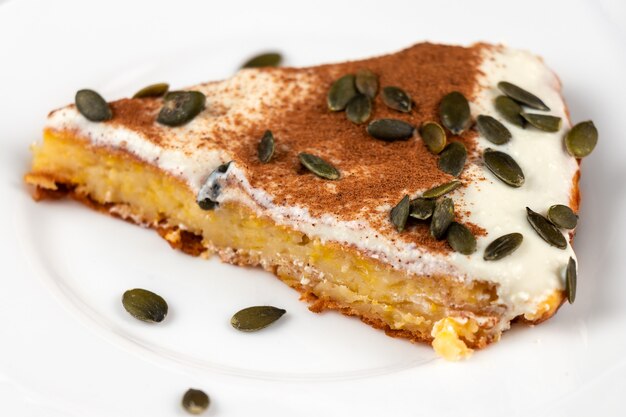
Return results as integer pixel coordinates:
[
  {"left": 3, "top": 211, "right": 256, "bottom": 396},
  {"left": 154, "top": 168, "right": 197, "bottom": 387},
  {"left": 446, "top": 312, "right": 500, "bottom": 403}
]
[
  {"left": 430, "top": 198, "right": 454, "bottom": 240},
  {"left": 526, "top": 207, "right": 567, "bottom": 249},
  {"left": 366, "top": 119, "right": 415, "bottom": 142},
  {"left": 355, "top": 69, "right": 378, "bottom": 99},
  {"left": 446, "top": 222, "right": 476, "bottom": 255},
  {"left": 257, "top": 130, "right": 275, "bottom": 163},
  {"left": 439, "top": 91, "right": 471, "bottom": 135},
  {"left": 422, "top": 180, "right": 461, "bottom": 199},
  {"left": 521, "top": 112, "right": 562, "bottom": 132},
  {"left": 298, "top": 153, "right": 340, "bottom": 180},
  {"left": 565, "top": 257, "right": 577, "bottom": 304},
  {"left": 122, "top": 288, "right": 168, "bottom": 323},
  {"left": 498, "top": 81, "right": 550, "bottom": 111},
  {"left": 182, "top": 389, "right": 210, "bottom": 415},
  {"left": 241, "top": 52, "right": 282, "bottom": 68},
  {"left": 476, "top": 115, "right": 511, "bottom": 145},
  {"left": 495, "top": 95, "right": 525, "bottom": 128},
  {"left": 197, "top": 161, "right": 231, "bottom": 210},
  {"left": 438, "top": 141, "right": 467, "bottom": 177},
  {"left": 327, "top": 74, "right": 357, "bottom": 111},
  {"left": 231, "top": 306, "right": 286, "bottom": 332},
  {"left": 409, "top": 198, "right": 435, "bottom": 220},
  {"left": 419, "top": 121, "right": 447, "bottom": 154},
  {"left": 390, "top": 195, "right": 410, "bottom": 232},
  {"left": 157, "top": 91, "right": 206, "bottom": 126},
  {"left": 483, "top": 148, "right": 525, "bottom": 187},
  {"left": 483, "top": 233, "right": 523, "bottom": 261},
  {"left": 382, "top": 86, "right": 412, "bottom": 112},
  {"left": 75, "top": 89, "right": 112, "bottom": 122},
  {"left": 133, "top": 82, "right": 169, "bottom": 99},
  {"left": 547, "top": 204, "right": 578, "bottom": 229},
  {"left": 345, "top": 94, "right": 372, "bottom": 124},
  {"left": 565, "top": 121, "right": 598, "bottom": 158}
]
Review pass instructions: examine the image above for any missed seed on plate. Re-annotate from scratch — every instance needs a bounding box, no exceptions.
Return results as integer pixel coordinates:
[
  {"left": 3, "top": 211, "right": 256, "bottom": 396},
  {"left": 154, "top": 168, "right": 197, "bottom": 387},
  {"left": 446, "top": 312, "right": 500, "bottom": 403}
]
[
  {"left": 298, "top": 153, "right": 340, "bottom": 180},
  {"left": 497, "top": 81, "right": 550, "bottom": 111},
  {"left": 241, "top": 52, "right": 282, "bottom": 68},
  {"left": 327, "top": 74, "right": 357, "bottom": 111},
  {"left": 231, "top": 306, "right": 286, "bottom": 332},
  {"left": 483, "top": 148, "right": 525, "bottom": 187},
  {"left": 132, "top": 82, "right": 169, "bottom": 99},
  {"left": 520, "top": 112, "right": 562, "bottom": 132},
  {"left": 157, "top": 91, "right": 206, "bottom": 126},
  {"left": 390, "top": 195, "right": 410, "bottom": 232},
  {"left": 446, "top": 222, "right": 476, "bottom": 255},
  {"left": 526, "top": 207, "right": 567, "bottom": 249},
  {"left": 438, "top": 141, "right": 467, "bottom": 177},
  {"left": 345, "top": 94, "right": 372, "bottom": 124},
  {"left": 565, "top": 257, "right": 577, "bottom": 304},
  {"left": 182, "top": 388, "right": 210, "bottom": 415},
  {"left": 122, "top": 288, "right": 168, "bottom": 323},
  {"left": 366, "top": 119, "right": 415, "bottom": 141},
  {"left": 475, "top": 115, "right": 511, "bottom": 145},
  {"left": 439, "top": 91, "right": 471, "bottom": 135},
  {"left": 565, "top": 121, "right": 598, "bottom": 158},
  {"left": 355, "top": 69, "right": 378, "bottom": 99},
  {"left": 381, "top": 86, "right": 412, "bottom": 112},
  {"left": 75, "top": 89, "right": 112, "bottom": 122},
  {"left": 495, "top": 95, "right": 525, "bottom": 128},
  {"left": 430, "top": 197, "right": 454, "bottom": 240},
  {"left": 419, "top": 121, "right": 447, "bottom": 154},
  {"left": 547, "top": 204, "right": 578, "bottom": 229},
  {"left": 409, "top": 198, "right": 435, "bottom": 220},
  {"left": 197, "top": 161, "right": 232, "bottom": 210},
  {"left": 422, "top": 180, "right": 462, "bottom": 199},
  {"left": 257, "top": 130, "right": 275, "bottom": 163},
  {"left": 483, "top": 233, "right": 523, "bottom": 261}
]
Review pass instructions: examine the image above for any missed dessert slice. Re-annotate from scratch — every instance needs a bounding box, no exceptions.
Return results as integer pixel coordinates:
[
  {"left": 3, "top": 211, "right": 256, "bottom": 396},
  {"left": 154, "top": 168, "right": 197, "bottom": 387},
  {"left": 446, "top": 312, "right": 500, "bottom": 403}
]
[{"left": 25, "top": 42, "right": 586, "bottom": 359}]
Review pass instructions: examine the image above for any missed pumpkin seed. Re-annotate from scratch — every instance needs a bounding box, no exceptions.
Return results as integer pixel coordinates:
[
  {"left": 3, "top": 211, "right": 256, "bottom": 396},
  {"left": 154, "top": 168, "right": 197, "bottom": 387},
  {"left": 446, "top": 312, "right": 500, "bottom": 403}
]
[
  {"left": 547, "top": 204, "right": 578, "bottom": 229},
  {"left": 565, "top": 121, "right": 598, "bottom": 158},
  {"left": 446, "top": 222, "right": 476, "bottom": 255},
  {"left": 75, "top": 89, "right": 112, "bottom": 122},
  {"left": 327, "top": 74, "right": 357, "bottom": 111},
  {"left": 526, "top": 207, "right": 567, "bottom": 249},
  {"left": 345, "top": 94, "right": 372, "bottom": 124},
  {"left": 231, "top": 306, "right": 286, "bottom": 332},
  {"left": 409, "top": 198, "right": 435, "bottom": 220},
  {"left": 483, "top": 148, "right": 525, "bottom": 187},
  {"left": 257, "top": 130, "right": 275, "bottom": 163},
  {"left": 439, "top": 91, "right": 471, "bottom": 135},
  {"left": 419, "top": 121, "right": 447, "bottom": 154},
  {"left": 241, "top": 52, "right": 282, "bottom": 68},
  {"left": 122, "top": 288, "right": 168, "bottom": 323},
  {"left": 157, "top": 91, "right": 206, "bottom": 126},
  {"left": 438, "top": 141, "right": 467, "bottom": 177},
  {"left": 498, "top": 81, "right": 550, "bottom": 111},
  {"left": 422, "top": 180, "right": 461, "bottom": 199},
  {"left": 197, "top": 161, "right": 232, "bottom": 210},
  {"left": 133, "top": 82, "right": 169, "bottom": 98},
  {"left": 390, "top": 195, "right": 410, "bottom": 232},
  {"left": 382, "top": 86, "right": 412, "bottom": 113},
  {"left": 495, "top": 95, "right": 525, "bottom": 128},
  {"left": 355, "top": 69, "right": 378, "bottom": 99},
  {"left": 182, "top": 389, "right": 210, "bottom": 415},
  {"left": 298, "top": 153, "right": 340, "bottom": 180},
  {"left": 430, "top": 198, "right": 454, "bottom": 240},
  {"left": 521, "top": 112, "right": 562, "bottom": 132},
  {"left": 476, "top": 115, "right": 511, "bottom": 145},
  {"left": 483, "top": 233, "right": 523, "bottom": 261},
  {"left": 565, "top": 257, "right": 577, "bottom": 304},
  {"left": 366, "top": 119, "right": 415, "bottom": 142}
]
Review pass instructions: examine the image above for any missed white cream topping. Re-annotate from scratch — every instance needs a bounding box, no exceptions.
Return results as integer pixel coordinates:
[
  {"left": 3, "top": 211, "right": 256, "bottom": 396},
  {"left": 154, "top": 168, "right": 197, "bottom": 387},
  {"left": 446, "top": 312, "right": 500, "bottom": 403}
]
[{"left": 46, "top": 47, "right": 579, "bottom": 321}]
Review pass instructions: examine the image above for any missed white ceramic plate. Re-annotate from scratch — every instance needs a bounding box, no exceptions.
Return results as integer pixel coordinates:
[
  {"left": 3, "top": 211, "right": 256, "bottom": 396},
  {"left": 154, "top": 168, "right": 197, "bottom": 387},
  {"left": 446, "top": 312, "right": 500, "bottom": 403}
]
[{"left": 1, "top": 0, "right": 625, "bottom": 415}]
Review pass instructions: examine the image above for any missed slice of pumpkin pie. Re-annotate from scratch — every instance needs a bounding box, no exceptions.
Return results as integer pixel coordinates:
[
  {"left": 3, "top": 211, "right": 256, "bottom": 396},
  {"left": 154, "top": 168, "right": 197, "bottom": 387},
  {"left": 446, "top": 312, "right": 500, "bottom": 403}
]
[{"left": 25, "top": 42, "right": 594, "bottom": 360}]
